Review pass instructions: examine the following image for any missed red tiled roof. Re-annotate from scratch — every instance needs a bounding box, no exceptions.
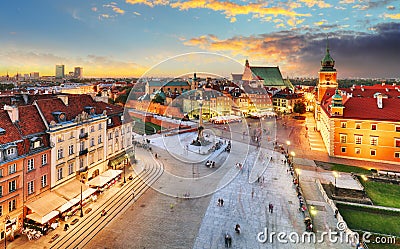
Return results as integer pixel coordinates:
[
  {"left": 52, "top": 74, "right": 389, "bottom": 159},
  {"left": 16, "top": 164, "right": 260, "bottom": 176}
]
[
  {"left": 18, "top": 105, "right": 47, "bottom": 136},
  {"left": 36, "top": 94, "right": 124, "bottom": 124},
  {"left": 0, "top": 110, "right": 22, "bottom": 144},
  {"left": 322, "top": 96, "right": 400, "bottom": 122}
]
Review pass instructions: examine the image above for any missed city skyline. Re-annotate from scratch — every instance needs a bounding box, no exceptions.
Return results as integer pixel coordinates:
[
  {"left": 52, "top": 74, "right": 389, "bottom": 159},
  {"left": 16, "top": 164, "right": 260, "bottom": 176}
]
[{"left": 0, "top": 0, "right": 399, "bottom": 78}]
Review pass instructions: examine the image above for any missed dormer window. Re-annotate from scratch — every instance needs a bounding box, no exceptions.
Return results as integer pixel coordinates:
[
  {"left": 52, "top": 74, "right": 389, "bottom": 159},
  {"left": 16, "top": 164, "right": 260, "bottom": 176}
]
[
  {"left": 30, "top": 137, "right": 43, "bottom": 149},
  {"left": 84, "top": 106, "right": 96, "bottom": 115},
  {"left": 0, "top": 127, "right": 5, "bottom": 135},
  {"left": 52, "top": 111, "right": 67, "bottom": 123},
  {"left": 3, "top": 144, "right": 17, "bottom": 160}
]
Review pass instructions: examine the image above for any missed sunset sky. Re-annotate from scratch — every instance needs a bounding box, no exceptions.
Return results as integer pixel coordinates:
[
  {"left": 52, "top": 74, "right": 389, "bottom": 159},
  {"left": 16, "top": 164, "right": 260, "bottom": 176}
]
[{"left": 0, "top": 0, "right": 399, "bottom": 78}]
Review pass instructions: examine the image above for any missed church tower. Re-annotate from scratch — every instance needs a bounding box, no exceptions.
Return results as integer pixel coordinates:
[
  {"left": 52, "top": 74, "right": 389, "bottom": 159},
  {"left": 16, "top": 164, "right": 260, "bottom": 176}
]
[{"left": 315, "top": 37, "right": 338, "bottom": 128}]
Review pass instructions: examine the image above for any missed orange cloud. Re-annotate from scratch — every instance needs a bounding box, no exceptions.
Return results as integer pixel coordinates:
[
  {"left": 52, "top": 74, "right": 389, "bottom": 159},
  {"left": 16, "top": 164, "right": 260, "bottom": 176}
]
[
  {"left": 384, "top": 13, "right": 400, "bottom": 19},
  {"left": 126, "top": 0, "right": 311, "bottom": 21},
  {"left": 299, "top": 0, "right": 331, "bottom": 8},
  {"left": 125, "top": 0, "right": 169, "bottom": 7}
]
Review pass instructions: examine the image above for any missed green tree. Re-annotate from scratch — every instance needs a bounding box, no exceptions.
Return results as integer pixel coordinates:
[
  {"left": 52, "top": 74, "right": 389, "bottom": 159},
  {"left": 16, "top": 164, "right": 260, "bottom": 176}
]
[
  {"left": 293, "top": 101, "right": 306, "bottom": 114},
  {"left": 151, "top": 93, "right": 165, "bottom": 104}
]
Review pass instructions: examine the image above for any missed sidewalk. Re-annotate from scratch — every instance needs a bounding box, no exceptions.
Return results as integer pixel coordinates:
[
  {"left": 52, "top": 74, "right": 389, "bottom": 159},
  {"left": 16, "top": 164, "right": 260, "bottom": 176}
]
[{"left": 7, "top": 157, "right": 144, "bottom": 249}]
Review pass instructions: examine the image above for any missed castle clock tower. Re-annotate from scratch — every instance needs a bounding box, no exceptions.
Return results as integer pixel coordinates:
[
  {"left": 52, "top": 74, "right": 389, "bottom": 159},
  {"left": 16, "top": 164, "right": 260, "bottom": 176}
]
[{"left": 315, "top": 37, "right": 338, "bottom": 129}]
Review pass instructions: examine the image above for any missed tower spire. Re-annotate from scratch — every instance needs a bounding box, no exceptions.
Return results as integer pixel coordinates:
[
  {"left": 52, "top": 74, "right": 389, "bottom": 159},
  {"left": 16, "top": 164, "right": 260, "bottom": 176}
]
[{"left": 326, "top": 35, "right": 329, "bottom": 53}]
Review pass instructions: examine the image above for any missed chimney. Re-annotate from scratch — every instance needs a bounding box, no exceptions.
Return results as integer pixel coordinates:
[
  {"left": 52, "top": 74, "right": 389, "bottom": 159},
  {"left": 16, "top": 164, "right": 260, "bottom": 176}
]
[
  {"left": 58, "top": 95, "right": 69, "bottom": 106},
  {"left": 377, "top": 94, "right": 383, "bottom": 109},
  {"left": 4, "top": 105, "right": 19, "bottom": 122}
]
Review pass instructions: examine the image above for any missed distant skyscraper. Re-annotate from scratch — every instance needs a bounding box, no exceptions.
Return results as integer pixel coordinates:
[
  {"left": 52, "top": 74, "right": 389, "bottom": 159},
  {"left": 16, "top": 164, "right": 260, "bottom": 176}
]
[
  {"left": 56, "top": 65, "right": 65, "bottom": 79},
  {"left": 74, "top": 67, "right": 83, "bottom": 78},
  {"left": 30, "top": 72, "right": 40, "bottom": 79}
]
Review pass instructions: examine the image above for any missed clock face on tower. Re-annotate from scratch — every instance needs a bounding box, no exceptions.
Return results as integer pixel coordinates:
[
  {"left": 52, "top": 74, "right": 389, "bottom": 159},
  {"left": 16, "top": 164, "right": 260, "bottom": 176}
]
[
  {"left": 325, "top": 74, "right": 331, "bottom": 81},
  {"left": 59, "top": 113, "right": 66, "bottom": 121}
]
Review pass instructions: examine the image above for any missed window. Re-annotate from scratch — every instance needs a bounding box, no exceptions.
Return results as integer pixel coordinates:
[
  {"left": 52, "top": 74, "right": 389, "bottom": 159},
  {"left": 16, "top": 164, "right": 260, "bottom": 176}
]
[
  {"left": 89, "top": 153, "right": 94, "bottom": 165},
  {"left": 371, "top": 124, "right": 377, "bottom": 130},
  {"left": 341, "top": 122, "right": 347, "bottom": 128},
  {"left": 27, "top": 158, "right": 35, "bottom": 171},
  {"left": 98, "top": 135, "right": 102, "bottom": 144},
  {"left": 355, "top": 148, "right": 361, "bottom": 155},
  {"left": 0, "top": 186, "right": 2, "bottom": 197},
  {"left": 395, "top": 152, "right": 400, "bottom": 158},
  {"left": 355, "top": 123, "right": 361, "bottom": 129},
  {"left": 0, "top": 169, "right": 2, "bottom": 178},
  {"left": 33, "top": 140, "right": 41, "bottom": 149},
  {"left": 57, "top": 168, "right": 63, "bottom": 181},
  {"left": 355, "top": 135, "right": 362, "bottom": 145},
  {"left": 8, "top": 164, "right": 16, "bottom": 174},
  {"left": 108, "top": 133, "right": 113, "bottom": 140},
  {"left": 341, "top": 147, "right": 346, "bottom": 153},
  {"left": 41, "top": 175, "right": 47, "bottom": 188},
  {"left": 68, "top": 163, "right": 74, "bottom": 175},
  {"left": 9, "top": 180, "right": 16, "bottom": 193},
  {"left": 98, "top": 123, "right": 102, "bottom": 130},
  {"left": 70, "top": 131, "right": 74, "bottom": 139},
  {"left": 80, "top": 141, "right": 85, "bottom": 151},
  {"left": 115, "top": 131, "right": 119, "bottom": 137},
  {"left": 79, "top": 158, "right": 84, "bottom": 168},
  {"left": 57, "top": 134, "right": 64, "bottom": 142},
  {"left": 69, "top": 145, "right": 74, "bottom": 155},
  {"left": 6, "top": 148, "right": 15, "bottom": 155},
  {"left": 57, "top": 148, "right": 64, "bottom": 159},
  {"left": 370, "top": 137, "right": 378, "bottom": 146},
  {"left": 396, "top": 126, "right": 400, "bottom": 132},
  {"left": 90, "top": 137, "right": 95, "bottom": 147},
  {"left": 28, "top": 181, "right": 34, "bottom": 195},
  {"left": 395, "top": 139, "right": 400, "bottom": 148},
  {"left": 90, "top": 126, "right": 95, "bottom": 132},
  {"left": 8, "top": 199, "right": 16, "bottom": 212},
  {"left": 80, "top": 128, "right": 85, "bottom": 134},
  {"left": 0, "top": 206, "right": 2, "bottom": 217},
  {"left": 108, "top": 119, "right": 112, "bottom": 125},
  {"left": 340, "top": 134, "right": 347, "bottom": 143},
  {"left": 97, "top": 149, "right": 103, "bottom": 161},
  {"left": 370, "top": 150, "right": 376, "bottom": 156},
  {"left": 41, "top": 154, "right": 47, "bottom": 166}
]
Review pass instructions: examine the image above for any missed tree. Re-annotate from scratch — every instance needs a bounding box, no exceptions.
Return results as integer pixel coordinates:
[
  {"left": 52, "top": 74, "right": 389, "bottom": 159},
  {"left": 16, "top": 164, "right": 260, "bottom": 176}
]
[
  {"left": 293, "top": 101, "right": 306, "bottom": 114},
  {"left": 151, "top": 93, "right": 165, "bottom": 104}
]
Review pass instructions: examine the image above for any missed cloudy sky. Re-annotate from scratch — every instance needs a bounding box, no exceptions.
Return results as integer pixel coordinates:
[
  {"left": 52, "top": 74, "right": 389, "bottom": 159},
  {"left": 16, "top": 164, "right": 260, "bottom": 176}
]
[{"left": 0, "top": 0, "right": 399, "bottom": 78}]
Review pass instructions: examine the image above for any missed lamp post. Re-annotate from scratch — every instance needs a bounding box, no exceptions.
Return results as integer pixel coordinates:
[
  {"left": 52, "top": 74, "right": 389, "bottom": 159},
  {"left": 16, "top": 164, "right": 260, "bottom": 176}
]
[
  {"left": 295, "top": 168, "right": 301, "bottom": 184},
  {"left": 333, "top": 171, "right": 339, "bottom": 195},
  {"left": 286, "top": 140, "right": 291, "bottom": 154},
  {"left": 80, "top": 185, "right": 83, "bottom": 217},
  {"left": 123, "top": 159, "right": 126, "bottom": 183},
  {"left": 290, "top": 151, "right": 295, "bottom": 165}
]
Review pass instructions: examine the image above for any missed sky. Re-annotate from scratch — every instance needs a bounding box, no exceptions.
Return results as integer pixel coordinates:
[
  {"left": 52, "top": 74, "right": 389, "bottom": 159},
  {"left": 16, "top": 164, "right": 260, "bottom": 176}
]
[{"left": 0, "top": 0, "right": 399, "bottom": 79}]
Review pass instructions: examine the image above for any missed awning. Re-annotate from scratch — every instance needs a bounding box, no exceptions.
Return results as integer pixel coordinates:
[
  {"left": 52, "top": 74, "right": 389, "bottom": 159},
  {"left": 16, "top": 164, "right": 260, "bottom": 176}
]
[
  {"left": 87, "top": 169, "right": 122, "bottom": 187},
  {"left": 26, "top": 210, "right": 59, "bottom": 224},
  {"left": 108, "top": 152, "right": 127, "bottom": 168},
  {"left": 70, "top": 188, "right": 97, "bottom": 203},
  {"left": 53, "top": 179, "right": 90, "bottom": 200},
  {"left": 26, "top": 192, "right": 68, "bottom": 217},
  {"left": 87, "top": 175, "right": 112, "bottom": 187},
  {"left": 57, "top": 199, "right": 80, "bottom": 213},
  {"left": 101, "top": 169, "right": 122, "bottom": 179}
]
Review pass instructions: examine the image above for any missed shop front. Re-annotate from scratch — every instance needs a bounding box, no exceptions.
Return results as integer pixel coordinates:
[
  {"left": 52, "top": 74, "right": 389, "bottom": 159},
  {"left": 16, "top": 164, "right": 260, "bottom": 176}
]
[
  {"left": 87, "top": 169, "right": 122, "bottom": 192},
  {"left": 25, "top": 192, "right": 68, "bottom": 232}
]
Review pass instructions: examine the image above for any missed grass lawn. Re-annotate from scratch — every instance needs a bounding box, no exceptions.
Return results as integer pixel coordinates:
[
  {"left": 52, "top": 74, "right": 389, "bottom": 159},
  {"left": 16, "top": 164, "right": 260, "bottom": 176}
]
[
  {"left": 331, "top": 163, "right": 371, "bottom": 174},
  {"left": 359, "top": 177, "right": 400, "bottom": 208},
  {"left": 337, "top": 203, "right": 400, "bottom": 237}
]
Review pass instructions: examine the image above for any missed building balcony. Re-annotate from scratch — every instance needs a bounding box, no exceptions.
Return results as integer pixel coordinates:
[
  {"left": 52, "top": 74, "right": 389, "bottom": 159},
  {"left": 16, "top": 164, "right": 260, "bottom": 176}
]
[
  {"left": 79, "top": 148, "right": 88, "bottom": 156},
  {"left": 79, "top": 132, "right": 88, "bottom": 139}
]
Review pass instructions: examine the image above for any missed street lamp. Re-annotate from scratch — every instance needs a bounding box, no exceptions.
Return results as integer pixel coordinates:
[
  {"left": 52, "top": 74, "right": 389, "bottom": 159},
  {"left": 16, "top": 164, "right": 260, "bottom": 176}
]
[
  {"left": 80, "top": 185, "right": 83, "bottom": 217},
  {"left": 123, "top": 158, "right": 126, "bottom": 183},
  {"left": 295, "top": 168, "right": 301, "bottom": 183},
  {"left": 286, "top": 141, "right": 291, "bottom": 154},
  {"left": 290, "top": 151, "right": 295, "bottom": 164},
  {"left": 333, "top": 171, "right": 339, "bottom": 195}
]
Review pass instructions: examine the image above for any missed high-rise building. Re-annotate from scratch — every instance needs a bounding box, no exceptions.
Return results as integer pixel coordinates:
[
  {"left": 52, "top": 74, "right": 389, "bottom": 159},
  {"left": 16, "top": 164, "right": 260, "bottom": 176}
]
[
  {"left": 56, "top": 65, "right": 65, "bottom": 79},
  {"left": 74, "top": 67, "right": 83, "bottom": 78},
  {"left": 30, "top": 72, "right": 40, "bottom": 79}
]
